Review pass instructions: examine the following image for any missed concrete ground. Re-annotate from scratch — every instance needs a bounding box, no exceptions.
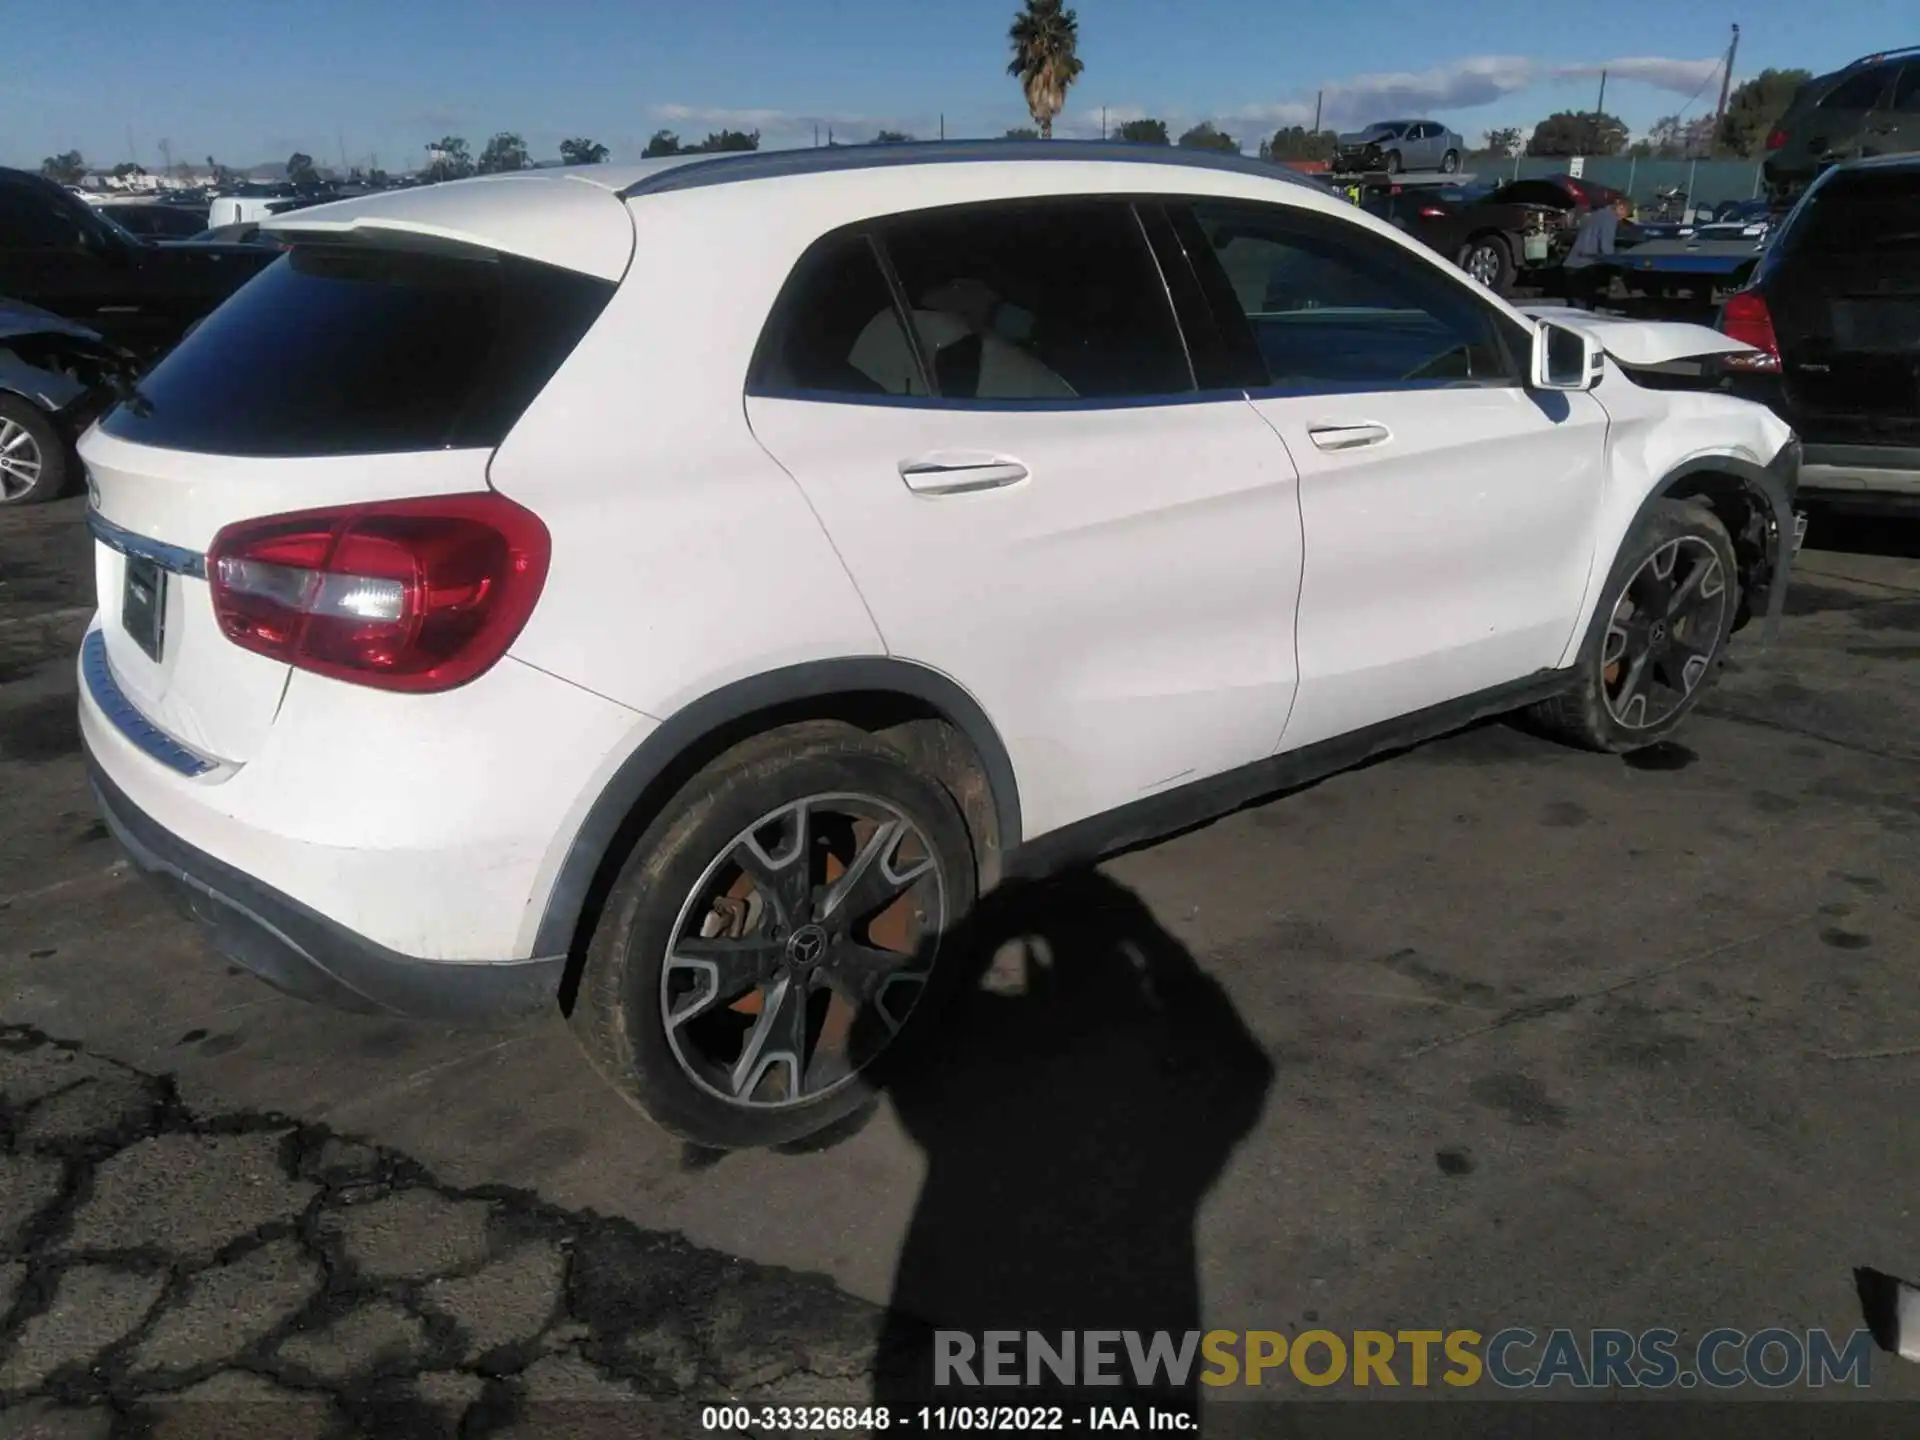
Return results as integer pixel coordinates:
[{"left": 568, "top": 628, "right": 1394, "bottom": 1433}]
[{"left": 4, "top": 494, "right": 1920, "bottom": 1434}]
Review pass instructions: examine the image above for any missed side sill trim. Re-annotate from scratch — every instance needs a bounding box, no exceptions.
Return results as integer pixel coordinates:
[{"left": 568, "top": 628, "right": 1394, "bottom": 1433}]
[{"left": 1006, "top": 668, "right": 1573, "bottom": 879}]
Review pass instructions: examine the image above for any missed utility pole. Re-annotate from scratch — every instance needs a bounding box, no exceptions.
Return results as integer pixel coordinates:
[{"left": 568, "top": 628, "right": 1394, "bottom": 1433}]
[
  {"left": 940, "top": 114, "right": 945, "bottom": 140},
  {"left": 338, "top": 129, "right": 349, "bottom": 175},
  {"left": 1591, "top": 69, "right": 1607, "bottom": 153},
  {"left": 157, "top": 137, "right": 172, "bottom": 180},
  {"left": 1714, "top": 24, "right": 1740, "bottom": 126},
  {"left": 1312, "top": 90, "right": 1323, "bottom": 134},
  {"left": 813, "top": 123, "right": 819, "bottom": 147},
  {"left": 1101, "top": 106, "right": 1108, "bottom": 139}
]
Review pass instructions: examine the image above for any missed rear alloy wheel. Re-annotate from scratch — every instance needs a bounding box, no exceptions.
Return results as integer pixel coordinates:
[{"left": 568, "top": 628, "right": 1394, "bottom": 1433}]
[
  {"left": 0, "top": 397, "right": 67, "bottom": 506},
  {"left": 1461, "top": 234, "right": 1514, "bottom": 293},
  {"left": 569, "top": 724, "right": 976, "bottom": 1149},
  {"left": 1526, "top": 500, "right": 1739, "bottom": 752},
  {"left": 1440, "top": 149, "right": 1460, "bottom": 173},
  {"left": 1383, "top": 150, "right": 1403, "bottom": 175}
]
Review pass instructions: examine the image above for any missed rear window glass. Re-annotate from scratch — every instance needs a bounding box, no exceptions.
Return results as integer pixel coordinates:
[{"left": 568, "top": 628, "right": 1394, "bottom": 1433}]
[
  {"left": 1819, "top": 66, "right": 1891, "bottom": 111},
  {"left": 100, "top": 245, "right": 614, "bottom": 456},
  {"left": 1785, "top": 170, "right": 1920, "bottom": 253}
]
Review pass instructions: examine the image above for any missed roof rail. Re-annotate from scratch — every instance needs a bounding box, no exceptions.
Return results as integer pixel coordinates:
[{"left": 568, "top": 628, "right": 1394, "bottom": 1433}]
[
  {"left": 619, "top": 138, "right": 1332, "bottom": 200},
  {"left": 1851, "top": 44, "right": 1920, "bottom": 66}
]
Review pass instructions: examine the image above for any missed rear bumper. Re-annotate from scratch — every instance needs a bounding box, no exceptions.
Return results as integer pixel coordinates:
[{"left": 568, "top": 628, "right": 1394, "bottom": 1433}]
[
  {"left": 86, "top": 746, "right": 566, "bottom": 1024},
  {"left": 1800, "top": 443, "right": 1920, "bottom": 500}
]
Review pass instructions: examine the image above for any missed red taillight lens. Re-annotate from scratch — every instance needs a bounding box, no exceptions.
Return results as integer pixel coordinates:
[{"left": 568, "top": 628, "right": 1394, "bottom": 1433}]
[
  {"left": 1765, "top": 128, "right": 1787, "bottom": 151},
  {"left": 1717, "top": 290, "right": 1782, "bottom": 373},
  {"left": 207, "top": 492, "right": 550, "bottom": 693}
]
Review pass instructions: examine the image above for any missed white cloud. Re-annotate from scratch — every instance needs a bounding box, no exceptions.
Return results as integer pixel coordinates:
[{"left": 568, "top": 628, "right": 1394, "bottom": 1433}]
[{"left": 1558, "top": 56, "right": 1725, "bottom": 97}]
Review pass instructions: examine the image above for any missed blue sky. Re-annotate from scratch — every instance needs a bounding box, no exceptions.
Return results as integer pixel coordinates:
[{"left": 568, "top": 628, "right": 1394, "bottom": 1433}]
[{"left": 4, "top": 0, "right": 1910, "bottom": 171}]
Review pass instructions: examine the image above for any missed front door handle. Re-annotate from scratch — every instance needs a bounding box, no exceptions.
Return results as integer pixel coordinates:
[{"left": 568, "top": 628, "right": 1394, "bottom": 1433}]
[
  {"left": 1306, "top": 422, "right": 1392, "bottom": 452},
  {"left": 898, "top": 453, "right": 1030, "bottom": 495}
]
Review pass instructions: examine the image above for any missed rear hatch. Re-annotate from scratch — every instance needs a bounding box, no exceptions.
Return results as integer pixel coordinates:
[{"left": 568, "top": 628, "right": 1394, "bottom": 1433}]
[
  {"left": 80, "top": 236, "right": 618, "bottom": 769},
  {"left": 1765, "top": 165, "right": 1920, "bottom": 447}
]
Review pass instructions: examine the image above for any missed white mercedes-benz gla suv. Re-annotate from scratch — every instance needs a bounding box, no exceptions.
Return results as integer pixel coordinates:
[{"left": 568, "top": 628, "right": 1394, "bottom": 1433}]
[{"left": 75, "top": 142, "right": 1801, "bottom": 1148}]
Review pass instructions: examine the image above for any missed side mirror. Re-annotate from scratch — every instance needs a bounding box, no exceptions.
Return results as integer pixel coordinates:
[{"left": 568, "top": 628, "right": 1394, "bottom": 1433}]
[{"left": 1530, "top": 319, "right": 1601, "bottom": 391}]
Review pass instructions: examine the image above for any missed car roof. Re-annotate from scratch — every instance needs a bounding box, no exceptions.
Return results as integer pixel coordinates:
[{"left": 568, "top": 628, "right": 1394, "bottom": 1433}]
[
  {"left": 265, "top": 140, "right": 1332, "bottom": 279},
  {"left": 1835, "top": 152, "right": 1920, "bottom": 174}
]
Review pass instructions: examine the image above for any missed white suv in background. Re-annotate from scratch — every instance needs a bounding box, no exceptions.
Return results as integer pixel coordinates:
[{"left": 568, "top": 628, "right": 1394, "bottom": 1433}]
[{"left": 76, "top": 143, "right": 1802, "bottom": 1149}]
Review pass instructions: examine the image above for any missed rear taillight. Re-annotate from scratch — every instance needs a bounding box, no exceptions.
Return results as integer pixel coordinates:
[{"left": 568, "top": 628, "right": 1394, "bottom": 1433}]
[
  {"left": 207, "top": 492, "right": 550, "bottom": 693},
  {"left": 1765, "top": 128, "right": 1787, "bottom": 151},
  {"left": 1717, "top": 290, "right": 1782, "bottom": 373}
]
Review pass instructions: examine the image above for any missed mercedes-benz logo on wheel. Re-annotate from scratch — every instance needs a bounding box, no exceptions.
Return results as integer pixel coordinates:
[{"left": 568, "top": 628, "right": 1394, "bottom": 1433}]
[
  {"left": 786, "top": 924, "right": 828, "bottom": 967},
  {"left": 1648, "top": 619, "right": 1669, "bottom": 651}
]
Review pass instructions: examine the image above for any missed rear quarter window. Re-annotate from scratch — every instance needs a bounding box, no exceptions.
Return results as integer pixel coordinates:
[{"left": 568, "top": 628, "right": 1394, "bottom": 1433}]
[
  {"left": 1780, "top": 170, "right": 1920, "bottom": 255},
  {"left": 1818, "top": 66, "right": 1893, "bottom": 111},
  {"left": 100, "top": 245, "right": 614, "bottom": 457}
]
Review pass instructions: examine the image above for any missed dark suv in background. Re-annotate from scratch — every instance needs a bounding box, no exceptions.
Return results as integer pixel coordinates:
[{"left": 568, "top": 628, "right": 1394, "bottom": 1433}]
[
  {"left": 1719, "top": 155, "right": 1920, "bottom": 507},
  {"left": 1763, "top": 47, "right": 1920, "bottom": 204}
]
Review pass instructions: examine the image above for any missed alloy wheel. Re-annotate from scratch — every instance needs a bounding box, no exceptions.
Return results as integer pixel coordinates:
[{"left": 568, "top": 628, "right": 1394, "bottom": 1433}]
[
  {"left": 1466, "top": 244, "right": 1503, "bottom": 287},
  {"left": 0, "top": 417, "right": 44, "bottom": 502},
  {"left": 660, "top": 792, "right": 946, "bottom": 1110},
  {"left": 1602, "top": 536, "right": 1728, "bottom": 730}
]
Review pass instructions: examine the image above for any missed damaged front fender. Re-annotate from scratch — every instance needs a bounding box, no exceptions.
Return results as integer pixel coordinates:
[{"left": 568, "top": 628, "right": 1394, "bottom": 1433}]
[{"left": 0, "top": 297, "right": 138, "bottom": 429}]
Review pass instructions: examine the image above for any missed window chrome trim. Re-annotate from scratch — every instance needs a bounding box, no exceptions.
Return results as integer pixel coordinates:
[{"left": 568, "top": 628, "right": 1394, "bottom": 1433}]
[{"left": 86, "top": 508, "right": 207, "bottom": 580}]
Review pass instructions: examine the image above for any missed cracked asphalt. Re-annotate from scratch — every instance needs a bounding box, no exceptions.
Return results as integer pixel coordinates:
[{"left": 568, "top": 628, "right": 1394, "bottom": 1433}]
[{"left": 6, "top": 494, "right": 1920, "bottom": 1434}]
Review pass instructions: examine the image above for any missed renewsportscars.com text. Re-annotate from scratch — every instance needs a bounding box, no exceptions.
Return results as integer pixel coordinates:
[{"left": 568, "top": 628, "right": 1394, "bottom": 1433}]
[{"left": 934, "top": 1327, "right": 1876, "bottom": 1390}]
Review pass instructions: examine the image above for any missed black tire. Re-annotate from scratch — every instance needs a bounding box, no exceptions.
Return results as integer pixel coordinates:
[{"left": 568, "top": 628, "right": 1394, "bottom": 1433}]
[
  {"left": 568, "top": 722, "right": 978, "bottom": 1149},
  {"left": 1383, "top": 149, "right": 1403, "bottom": 175},
  {"left": 1526, "top": 499, "right": 1739, "bottom": 753},
  {"left": 0, "top": 395, "right": 70, "bottom": 506},
  {"left": 1440, "top": 149, "right": 1460, "bottom": 173},
  {"left": 1459, "top": 233, "right": 1515, "bottom": 294}
]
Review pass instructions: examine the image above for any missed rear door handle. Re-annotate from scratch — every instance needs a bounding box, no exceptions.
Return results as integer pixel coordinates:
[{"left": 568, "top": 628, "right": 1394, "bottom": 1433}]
[
  {"left": 898, "top": 453, "right": 1030, "bottom": 495},
  {"left": 1306, "top": 423, "right": 1392, "bottom": 452}
]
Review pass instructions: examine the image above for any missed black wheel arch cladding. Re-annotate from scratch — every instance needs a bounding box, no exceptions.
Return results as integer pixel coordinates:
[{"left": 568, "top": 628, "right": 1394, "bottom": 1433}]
[
  {"left": 533, "top": 657, "right": 1023, "bottom": 964},
  {"left": 1642, "top": 448, "right": 1798, "bottom": 645}
]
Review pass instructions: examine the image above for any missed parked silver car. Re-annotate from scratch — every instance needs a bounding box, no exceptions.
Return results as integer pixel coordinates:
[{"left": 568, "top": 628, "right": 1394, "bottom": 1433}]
[{"left": 1333, "top": 119, "right": 1465, "bottom": 174}]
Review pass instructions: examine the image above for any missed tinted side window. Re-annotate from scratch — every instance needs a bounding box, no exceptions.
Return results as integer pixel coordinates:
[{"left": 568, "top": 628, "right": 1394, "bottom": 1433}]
[
  {"left": 880, "top": 200, "right": 1194, "bottom": 401},
  {"left": 100, "top": 246, "right": 613, "bottom": 457},
  {"left": 1183, "top": 200, "right": 1518, "bottom": 389},
  {"left": 750, "top": 232, "right": 928, "bottom": 397},
  {"left": 1891, "top": 64, "right": 1920, "bottom": 113},
  {"left": 0, "top": 182, "right": 81, "bottom": 250},
  {"left": 1821, "top": 66, "right": 1892, "bottom": 111}
]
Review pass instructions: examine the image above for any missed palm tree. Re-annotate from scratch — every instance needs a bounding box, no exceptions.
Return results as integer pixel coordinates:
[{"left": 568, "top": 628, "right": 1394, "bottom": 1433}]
[{"left": 1006, "top": 0, "right": 1083, "bottom": 140}]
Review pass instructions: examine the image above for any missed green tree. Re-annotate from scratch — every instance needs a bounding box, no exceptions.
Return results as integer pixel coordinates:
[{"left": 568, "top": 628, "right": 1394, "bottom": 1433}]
[
  {"left": 286, "top": 151, "right": 319, "bottom": 185},
  {"left": 874, "top": 129, "right": 915, "bottom": 143},
  {"left": 1263, "top": 125, "right": 1334, "bottom": 161},
  {"left": 1004, "top": 125, "right": 1041, "bottom": 139},
  {"left": 642, "top": 130, "right": 682, "bottom": 157},
  {"left": 1114, "top": 117, "right": 1170, "bottom": 145},
  {"left": 559, "top": 137, "right": 610, "bottom": 165},
  {"left": 687, "top": 129, "right": 760, "bottom": 152},
  {"left": 1525, "top": 111, "right": 1628, "bottom": 157},
  {"left": 1716, "top": 68, "right": 1813, "bottom": 158},
  {"left": 39, "top": 150, "right": 86, "bottom": 184},
  {"left": 427, "top": 136, "right": 474, "bottom": 181},
  {"left": 477, "top": 133, "right": 530, "bottom": 173},
  {"left": 1480, "top": 127, "right": 1522, "bottom": 159},
  {"left": 1177, "top": 121, "right": 1240, "bottom": 154},
  {"left": 111, "top": 162, "right": 146, "bottom": 180},
  {"left": 1006, "top": 0, "right": 1083, "bottom": 140}
]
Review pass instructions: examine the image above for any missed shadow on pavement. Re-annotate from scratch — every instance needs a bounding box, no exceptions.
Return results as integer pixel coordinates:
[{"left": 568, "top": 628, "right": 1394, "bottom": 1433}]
[
  {"left": 873, "top": 869, "right": 1276, "bottom": 1417},
  {"left": 1803, "top": 507, "right": 1920, "bottom": 562}
]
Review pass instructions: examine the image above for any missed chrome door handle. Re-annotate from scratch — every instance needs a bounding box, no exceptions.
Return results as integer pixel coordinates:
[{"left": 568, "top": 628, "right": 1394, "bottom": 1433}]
[
  {"left": 1306, "top": 423, "right": 1391, "bottom": 452},
  {"left": 898, "top": 455, "right": 1030, "bottom": 495}
]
